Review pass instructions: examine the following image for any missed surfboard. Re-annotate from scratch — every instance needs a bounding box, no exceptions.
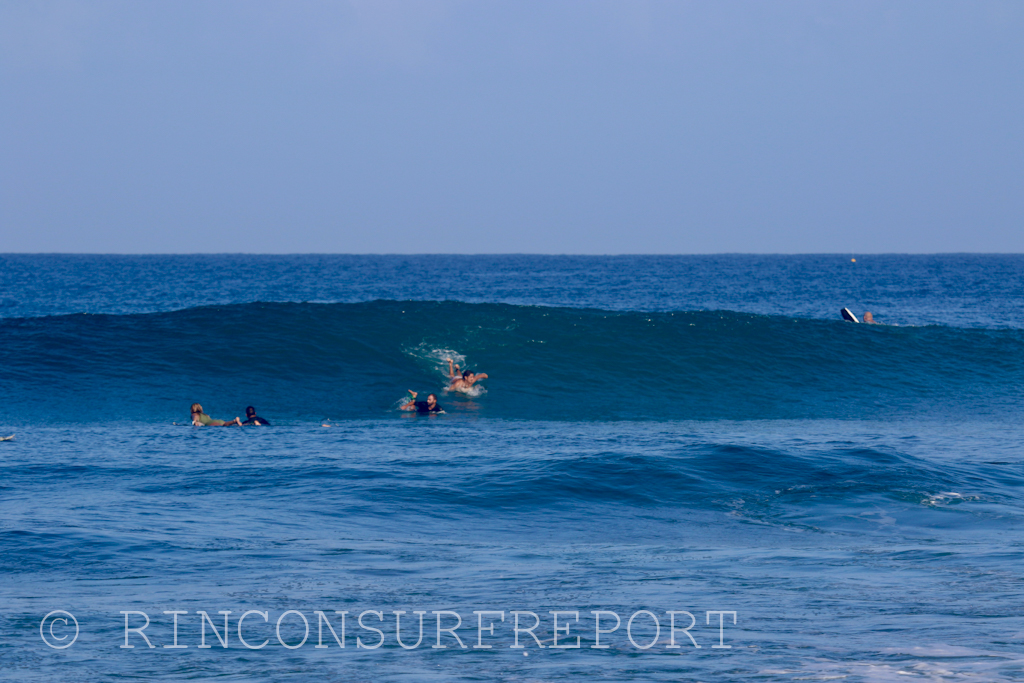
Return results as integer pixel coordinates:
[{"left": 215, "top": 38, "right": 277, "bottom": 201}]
[
  {"left": 841, "top": 308, "right": 859, "bottom": 323},
  {"left": 0, "top": 435, "right": 14, "bottom": 441}
]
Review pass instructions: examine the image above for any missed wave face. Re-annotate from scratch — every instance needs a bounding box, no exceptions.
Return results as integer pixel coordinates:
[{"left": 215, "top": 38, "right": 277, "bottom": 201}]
[{"left": 2, "top": 300, "right": 1021, "bottom": 424}]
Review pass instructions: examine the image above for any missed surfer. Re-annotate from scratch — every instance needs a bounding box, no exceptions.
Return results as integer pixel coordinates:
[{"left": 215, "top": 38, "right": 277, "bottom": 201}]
[
  {"left": 190, "top": 403, "right": 242, "bottom": 426},
  {"left": 842, "top": 308, "right": 882, "bottom": 324},
  {"left": 401, "top": 391, "right": 444, "bottom": 414},
  {"left": 448, "top": 358, "right": 488, "bottom": 392},
  {"left": 241, "top": 406, "right": 271, "bottom": 426}
]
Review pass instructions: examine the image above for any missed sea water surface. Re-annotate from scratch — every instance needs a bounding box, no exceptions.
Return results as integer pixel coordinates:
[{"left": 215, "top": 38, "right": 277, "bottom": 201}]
[{"left": 1, "top": 255, "right": 1023, "bottom": 681}]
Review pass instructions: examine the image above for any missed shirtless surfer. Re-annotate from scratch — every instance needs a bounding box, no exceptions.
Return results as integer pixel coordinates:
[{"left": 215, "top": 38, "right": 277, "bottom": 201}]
[
  {"left": 448, "top": 358, "right": 488, "bottom": 392},
  {"left": 190, "top": 403, "right": 242, "bottom": 426}
]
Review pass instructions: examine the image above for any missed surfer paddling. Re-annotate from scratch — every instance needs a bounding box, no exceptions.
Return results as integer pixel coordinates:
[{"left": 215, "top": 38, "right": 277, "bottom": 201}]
[
  {"left": 401, "top": 391, "right": 444, "bottom": 414},
  {"left": 190, "top": 403, "right": 242, "bottom": 426},
  {"left": 241, "top": 406, "right": 271, "bottom": 426},
  {"left": 447, "top": 358, "right": 488, "bottom": 392}
]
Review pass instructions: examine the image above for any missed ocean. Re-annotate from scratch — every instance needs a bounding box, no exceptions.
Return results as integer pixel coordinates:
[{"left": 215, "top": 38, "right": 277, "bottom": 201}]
[{"left": 1, "top": 254, "right": 1022, "bottom": 681}]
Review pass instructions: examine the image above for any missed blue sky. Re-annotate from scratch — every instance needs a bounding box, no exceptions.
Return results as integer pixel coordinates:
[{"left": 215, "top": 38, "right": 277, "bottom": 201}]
[{"left": 1, "top": 0, "right": 1022, "bottom": 253}]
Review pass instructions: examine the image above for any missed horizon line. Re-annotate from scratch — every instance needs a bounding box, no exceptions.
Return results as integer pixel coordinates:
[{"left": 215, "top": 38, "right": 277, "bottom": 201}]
[{"left": 2, "top": 252, "right": 1023, "bottom": 257}]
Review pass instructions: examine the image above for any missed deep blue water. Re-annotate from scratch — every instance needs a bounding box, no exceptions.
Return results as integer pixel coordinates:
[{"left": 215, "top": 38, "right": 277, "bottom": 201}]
[{"left": 1, "top": 255, "right": 1023, "bottom": 681}]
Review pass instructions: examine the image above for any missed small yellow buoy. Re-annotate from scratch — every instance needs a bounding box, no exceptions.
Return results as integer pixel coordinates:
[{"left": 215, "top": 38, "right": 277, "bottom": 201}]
[{"left": 851, "top": 258, "right": 856, "bottom": 262}]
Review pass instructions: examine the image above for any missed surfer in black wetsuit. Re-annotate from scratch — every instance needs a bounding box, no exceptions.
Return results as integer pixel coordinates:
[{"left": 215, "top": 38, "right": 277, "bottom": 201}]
[
  {"left": 241, "top": 406, "right": 271, "bottom": 426},
  {"left": 401, "top": 391, "right": 444, "bottom": 414}
]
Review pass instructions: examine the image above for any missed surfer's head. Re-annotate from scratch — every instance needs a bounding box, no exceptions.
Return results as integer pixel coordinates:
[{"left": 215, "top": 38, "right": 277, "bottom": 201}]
[
  {"left": 462, "top": 370, "right": 474, "bottom": 380},
  {"left": 245, "top": 406, "right": 256, "bottom": 418},
  {"left": 426, "top": 394, "right": 438, "bottom": 406},
  {"left": 190, "top": 403, "right": 203, "bottom": 415}
]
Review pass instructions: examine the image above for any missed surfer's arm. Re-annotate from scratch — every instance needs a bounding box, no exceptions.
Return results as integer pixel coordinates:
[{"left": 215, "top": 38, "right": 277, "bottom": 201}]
[
  {"left": 448, "top": 359, "right": 456, "bottom": 379},
  {"left": 401, "top": 391, "right": 418, "bottom": 410},
  {"left": 474, "top": 373, "right": 488, "bottom": 381}
]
